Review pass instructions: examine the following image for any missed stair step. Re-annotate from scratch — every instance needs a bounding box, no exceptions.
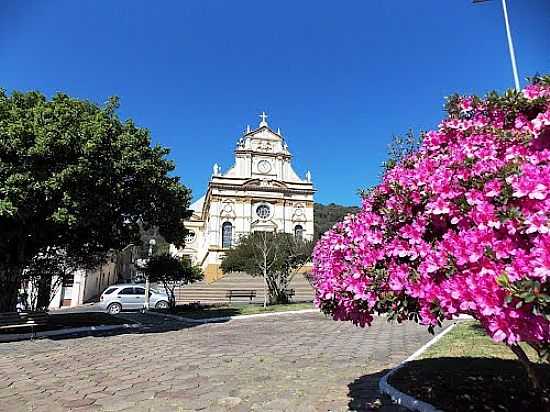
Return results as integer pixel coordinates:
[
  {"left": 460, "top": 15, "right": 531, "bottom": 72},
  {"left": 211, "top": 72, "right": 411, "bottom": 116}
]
[{"left": 175, "top": 272, "right": 315, "bottom": 304}]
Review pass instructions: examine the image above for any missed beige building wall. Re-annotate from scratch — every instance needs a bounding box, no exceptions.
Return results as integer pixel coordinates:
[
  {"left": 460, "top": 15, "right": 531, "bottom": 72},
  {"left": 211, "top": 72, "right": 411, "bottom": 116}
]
[{"left": 48, "top": 247, "right": 135, "bottom": 309}]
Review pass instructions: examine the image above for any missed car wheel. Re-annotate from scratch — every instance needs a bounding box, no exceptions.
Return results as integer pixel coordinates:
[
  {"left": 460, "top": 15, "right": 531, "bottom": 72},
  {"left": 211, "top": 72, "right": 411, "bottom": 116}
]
[
  {"left": 155, "top": 300, "right": 169, "bottom": 310},
  {"left": 107, "top": 302, "right": 122, "bottom": 315}
]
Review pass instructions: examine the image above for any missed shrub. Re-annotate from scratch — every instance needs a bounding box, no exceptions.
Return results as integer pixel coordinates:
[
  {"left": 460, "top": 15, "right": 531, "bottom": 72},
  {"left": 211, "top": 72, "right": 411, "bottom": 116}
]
[{"left": 313, "top": 77, "right": 550, "bottom": 388}]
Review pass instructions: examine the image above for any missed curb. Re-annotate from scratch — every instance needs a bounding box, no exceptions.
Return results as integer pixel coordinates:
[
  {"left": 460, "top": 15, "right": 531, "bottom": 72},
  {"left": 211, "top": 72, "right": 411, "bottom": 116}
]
[
  {"left": 379, "top": 322, "right": 458, "bottom": 412},
  {"left": 0, "top": 323, "right": 141, "bottom": 343},
  {"left": 146, "top": 308, "right": 320, "bottom": 324}
]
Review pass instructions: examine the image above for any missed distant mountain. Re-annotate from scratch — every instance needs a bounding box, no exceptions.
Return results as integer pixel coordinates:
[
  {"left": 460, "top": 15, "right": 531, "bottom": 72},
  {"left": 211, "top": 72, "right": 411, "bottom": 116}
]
[{"left": 314, "top": 203, "right": 361, "bottom": 240}]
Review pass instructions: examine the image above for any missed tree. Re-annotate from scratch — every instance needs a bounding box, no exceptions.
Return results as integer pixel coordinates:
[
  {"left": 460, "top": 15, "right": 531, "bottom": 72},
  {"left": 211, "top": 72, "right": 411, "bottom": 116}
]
[
  {"left": 221, "top": 232, "right": 313, "bottom": 307},
  {"left": 0, "top": 90, "right": 192, "bottom": 312},
  {"left": 358, "top": 130, "right": 422, "bottom": 199},
  {"left": 313, "top": 77, "right": 550, "bottom": 390},
  {"left": 142, "top": 254, "right": 203, "bottom": 309},
  {"left": 381, "top": 129, "right": 422, "bottom": 174}
]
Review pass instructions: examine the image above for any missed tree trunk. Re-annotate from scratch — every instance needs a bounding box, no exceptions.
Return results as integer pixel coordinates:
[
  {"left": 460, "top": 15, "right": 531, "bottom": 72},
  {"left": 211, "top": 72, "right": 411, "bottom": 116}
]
[
  {"left": 36, "top": 275, "right": 52, "bottom": 312},
  {"left": 0, "top": 265, "right": 23, "bottom": 312},
  {"left": 263, "top": 274, "right": 268, "bottom": 308},
  {"left": 162, "top": 281, "right": 176, "bottom": 310},
  {"left": 509, "top": 344, "right": 541, "bottom": 391},
  {"left": 168, "top": 287, "right": 176, "bottom": 310}
]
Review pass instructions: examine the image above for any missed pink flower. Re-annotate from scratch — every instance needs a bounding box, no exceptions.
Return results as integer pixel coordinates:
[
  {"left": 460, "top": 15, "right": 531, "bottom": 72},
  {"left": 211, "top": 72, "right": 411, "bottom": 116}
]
[
  {"left": 532, "top": 110, "right": 550, "bottom": 137},
  {"left": 525, "top": 212, "right": 549, "bottom": 234},
  {"left": 484, "top": 179, "right": 502, "bottom": 198},
  {"left": 428, "top": 198, "right": 450, "bottom": 215},
  {"left": 523, "top": 84, "right": 550, "bottom": 100},
  {"left": 461, "top": 97, "right": 474, "bottom": 112}
]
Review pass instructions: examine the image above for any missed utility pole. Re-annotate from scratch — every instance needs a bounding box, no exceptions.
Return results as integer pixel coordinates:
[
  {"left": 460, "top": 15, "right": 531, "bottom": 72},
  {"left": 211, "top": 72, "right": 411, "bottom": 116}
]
[{"left": 474, "top": 0, "right": 521, "bottom": 91}]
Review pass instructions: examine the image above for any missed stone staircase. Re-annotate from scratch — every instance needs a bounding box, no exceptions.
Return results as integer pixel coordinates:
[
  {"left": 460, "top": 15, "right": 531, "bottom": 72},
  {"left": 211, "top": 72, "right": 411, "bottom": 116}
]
[{"left": 175, "top": 271, "right": 314, "bottom": 304}]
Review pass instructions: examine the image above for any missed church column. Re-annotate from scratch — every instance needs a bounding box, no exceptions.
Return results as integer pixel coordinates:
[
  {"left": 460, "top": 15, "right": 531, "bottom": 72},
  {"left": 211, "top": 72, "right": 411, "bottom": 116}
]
[
  {"left": 209, "top": 199, "right": 221, "bottom": 247},
  {"left": 244, "top": 198, "right": 252, "bottom": 234},
  {"left": 282, "top": 199, "right": 287, "bottom": 233}
]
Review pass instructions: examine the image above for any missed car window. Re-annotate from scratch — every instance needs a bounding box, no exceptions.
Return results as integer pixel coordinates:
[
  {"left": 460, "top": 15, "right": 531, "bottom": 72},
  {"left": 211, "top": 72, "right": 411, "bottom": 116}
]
[
  {"left": 134, "top": 287, "right": 146, "bottom": 295},
  {"left": 103, "top": 287, "right": 118, "bottom": 295},
  {"left": 119, "top": 287, "right": 135, "bottom": 295}
]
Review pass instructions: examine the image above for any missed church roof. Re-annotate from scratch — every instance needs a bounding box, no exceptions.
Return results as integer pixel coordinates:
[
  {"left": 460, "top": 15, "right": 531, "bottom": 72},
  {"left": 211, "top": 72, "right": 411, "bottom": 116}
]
[{"left": 189, "top": 195, "right": 205, "bottom": 212}]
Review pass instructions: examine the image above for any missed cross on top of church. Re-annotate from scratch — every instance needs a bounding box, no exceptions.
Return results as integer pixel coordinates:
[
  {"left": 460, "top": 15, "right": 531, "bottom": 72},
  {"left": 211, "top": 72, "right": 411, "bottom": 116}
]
[{"left": 259, "top": 111, "right": 268, "bottom": 126}]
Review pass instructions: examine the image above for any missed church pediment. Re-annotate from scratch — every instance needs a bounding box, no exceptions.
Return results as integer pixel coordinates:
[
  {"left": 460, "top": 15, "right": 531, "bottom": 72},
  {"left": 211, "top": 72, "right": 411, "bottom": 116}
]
[
  {"left": 247, "top": 126, "right": 282, "bottom": 141},
  {"left": 270, "top": 181, "right": 288, "bottom": 189},
  {"left": 242, "top": 179, "right": 288, "bottom": 189},
  {"left": 242, "top": 179, "right": 262, "bottom": 188}
]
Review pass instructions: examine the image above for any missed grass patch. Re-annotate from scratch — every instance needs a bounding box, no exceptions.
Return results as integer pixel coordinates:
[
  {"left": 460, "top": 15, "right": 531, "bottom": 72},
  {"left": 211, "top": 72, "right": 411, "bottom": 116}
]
[
  {"left": 420, "top": 321, "right": 538, "bottom": 360},
  {"left": 166, "top": 302, "right": 314, "bottom": 319},
  {"left": 390, "top": 321, "right": 550, "bottom": 412}
]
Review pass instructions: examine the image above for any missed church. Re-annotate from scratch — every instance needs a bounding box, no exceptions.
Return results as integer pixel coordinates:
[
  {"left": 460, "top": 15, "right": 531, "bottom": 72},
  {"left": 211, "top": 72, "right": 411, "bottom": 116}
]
[{"left": 180, "top": 114, "right": 315, "bottom": 282}]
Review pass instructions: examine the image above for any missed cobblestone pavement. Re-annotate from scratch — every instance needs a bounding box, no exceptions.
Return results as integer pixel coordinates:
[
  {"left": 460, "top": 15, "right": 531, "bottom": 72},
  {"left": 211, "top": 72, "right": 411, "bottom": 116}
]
[{"left": 0, "top": 312, "right": 443, "bottom": 412}]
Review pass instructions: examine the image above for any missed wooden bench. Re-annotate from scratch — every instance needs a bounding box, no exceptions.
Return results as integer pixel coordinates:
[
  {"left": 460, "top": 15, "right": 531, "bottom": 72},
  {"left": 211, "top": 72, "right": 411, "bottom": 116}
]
[
  {"left": 225, "top": 289, "right": 256, "bottom": 303},
  {"left": 286, "top": 289, "right": 295, "bottom": 300},
  {"left": 0, "top": 312, "right": 49, "bottom": 338}
]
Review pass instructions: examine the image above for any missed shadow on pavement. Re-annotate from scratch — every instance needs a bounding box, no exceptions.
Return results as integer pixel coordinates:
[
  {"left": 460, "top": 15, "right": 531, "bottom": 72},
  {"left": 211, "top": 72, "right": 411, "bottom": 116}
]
[
  {"left": 0, "top": 310, "right": 230, "bottom": 344},
  {"left": 348, "top": 368, "right": 408, "bottom": 411},
  {"left": 155, "top": 306, "right": 242, "bottom": 320}
]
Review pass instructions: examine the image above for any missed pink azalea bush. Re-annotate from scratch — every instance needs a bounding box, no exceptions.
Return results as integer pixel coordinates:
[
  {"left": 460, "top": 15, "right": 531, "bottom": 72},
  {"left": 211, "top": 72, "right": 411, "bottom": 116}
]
[{"left": 313, "top": 78, "right": 550, "bottom": 361}]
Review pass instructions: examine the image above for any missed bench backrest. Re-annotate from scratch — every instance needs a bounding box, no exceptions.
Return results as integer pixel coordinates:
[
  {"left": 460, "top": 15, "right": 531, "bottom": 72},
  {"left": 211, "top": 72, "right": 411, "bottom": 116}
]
[{"left": 226, "top": 290, "right": 256, "bottom": 297}]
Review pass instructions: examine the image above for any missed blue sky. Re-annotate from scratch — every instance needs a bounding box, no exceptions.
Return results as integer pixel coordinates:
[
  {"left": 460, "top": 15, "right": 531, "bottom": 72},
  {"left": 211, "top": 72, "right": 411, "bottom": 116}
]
[{"left": 1, "top": 1, "right": 549, "bottom": 205}]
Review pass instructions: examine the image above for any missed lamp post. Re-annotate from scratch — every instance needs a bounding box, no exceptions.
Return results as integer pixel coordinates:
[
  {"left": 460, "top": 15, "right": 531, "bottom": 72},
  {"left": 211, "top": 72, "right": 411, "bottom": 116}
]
[
  {"left": 144, "top": 238, "right": 156, "bottom": 310},
  {"left": 474, "top": 0, "right": 521, "bottom": 91}
]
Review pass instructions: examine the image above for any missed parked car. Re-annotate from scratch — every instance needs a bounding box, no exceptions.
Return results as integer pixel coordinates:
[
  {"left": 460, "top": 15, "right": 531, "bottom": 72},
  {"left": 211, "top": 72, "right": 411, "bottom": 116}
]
[{"left": 99, "top": 284, "right": 169, "bottom": 314}]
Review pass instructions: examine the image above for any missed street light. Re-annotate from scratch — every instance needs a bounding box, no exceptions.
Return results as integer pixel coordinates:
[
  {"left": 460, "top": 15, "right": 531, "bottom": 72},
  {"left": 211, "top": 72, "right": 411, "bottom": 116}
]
[
  {"left": 144, "top": 238, "right": 156, "bottom": 311},
  {"left": 474, "top": 0, "right": 521, "bottom": 91}
]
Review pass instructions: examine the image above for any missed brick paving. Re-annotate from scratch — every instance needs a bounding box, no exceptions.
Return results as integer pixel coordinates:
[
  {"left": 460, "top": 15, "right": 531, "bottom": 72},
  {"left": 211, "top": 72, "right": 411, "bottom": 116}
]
[{"left": 0, "top": 312, "right": 442, "bottom": 411}]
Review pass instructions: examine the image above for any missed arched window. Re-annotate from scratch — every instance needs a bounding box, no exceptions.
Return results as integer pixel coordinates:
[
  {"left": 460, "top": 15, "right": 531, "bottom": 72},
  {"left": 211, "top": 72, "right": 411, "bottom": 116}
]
[
  {"left": 294, "top": 225, "right": 304, "bottom": 241},
  {"left": 222, "top": 222, "right": 233, "bottom": 248}
]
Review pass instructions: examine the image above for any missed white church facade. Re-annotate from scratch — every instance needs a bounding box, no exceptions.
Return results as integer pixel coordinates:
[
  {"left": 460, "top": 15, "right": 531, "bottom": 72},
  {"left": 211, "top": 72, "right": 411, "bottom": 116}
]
[{"left": 179, "top": 114, "right": 315, "bottom": 282}]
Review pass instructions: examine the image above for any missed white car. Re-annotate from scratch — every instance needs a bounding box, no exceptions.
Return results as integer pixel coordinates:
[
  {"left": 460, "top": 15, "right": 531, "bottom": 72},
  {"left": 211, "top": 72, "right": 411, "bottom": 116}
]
[{"left": 99, "top": 284, "right": 170, "bottom": 314}]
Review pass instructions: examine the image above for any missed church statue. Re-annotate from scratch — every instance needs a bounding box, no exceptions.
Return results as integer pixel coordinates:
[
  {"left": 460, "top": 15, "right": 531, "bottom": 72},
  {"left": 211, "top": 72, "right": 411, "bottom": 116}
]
[
  {"left": 305, "top": 170, "right": 312, "bottom": 182},
  {"left": 213, "top": 163, "right": 221, "bottom": 176}
]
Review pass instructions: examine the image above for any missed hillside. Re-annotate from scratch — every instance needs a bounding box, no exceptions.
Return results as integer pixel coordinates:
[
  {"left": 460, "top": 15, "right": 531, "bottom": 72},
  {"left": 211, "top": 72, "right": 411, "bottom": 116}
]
[{"left": 314, "top": 203, "right": 361, "bottom": 239}]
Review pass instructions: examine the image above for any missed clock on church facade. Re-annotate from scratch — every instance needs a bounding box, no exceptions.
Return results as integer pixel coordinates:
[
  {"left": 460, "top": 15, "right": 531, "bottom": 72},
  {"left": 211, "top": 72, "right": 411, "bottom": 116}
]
[{"left": 176, "top": 113, "right": 315, "bottom": 282}]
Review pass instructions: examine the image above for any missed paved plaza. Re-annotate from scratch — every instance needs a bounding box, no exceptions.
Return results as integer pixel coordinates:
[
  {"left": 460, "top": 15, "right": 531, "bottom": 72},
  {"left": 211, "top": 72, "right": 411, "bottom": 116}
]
[{"left": 0, "top": 312, "right": 441, "bottom": 412}]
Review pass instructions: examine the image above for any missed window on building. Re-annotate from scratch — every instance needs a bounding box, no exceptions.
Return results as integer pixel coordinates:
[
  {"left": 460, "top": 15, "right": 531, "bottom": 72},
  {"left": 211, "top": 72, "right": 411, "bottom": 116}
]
[
  {"left": 62, "top": 274, "right": 74, "bottom": 287},
  {"left": 184, "top": 231, "right": 196, "bottom": 244},
  {"left": 222, "top": 222, "right": 233, "bottom": 248},
  {"left": 256, "top": 204, "right": 271, "bottom": 219},
  {"left": 295, "top": 225, "right": 304, "bottom": 241}
]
